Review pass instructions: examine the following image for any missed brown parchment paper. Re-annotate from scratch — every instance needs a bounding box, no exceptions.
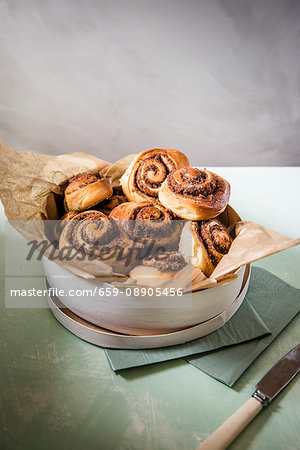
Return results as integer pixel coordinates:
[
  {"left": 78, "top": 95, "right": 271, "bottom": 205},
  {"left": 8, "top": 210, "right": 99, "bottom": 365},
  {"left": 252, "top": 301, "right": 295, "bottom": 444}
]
[
  {"left": 0, "top": 139, "right": 117, "bottom": 278},
  {"left": 0, "top": 139, "right": 111, "bottom": 220},
  {"left": 0, "top": 139, "right": 299, "bottom": 291}
]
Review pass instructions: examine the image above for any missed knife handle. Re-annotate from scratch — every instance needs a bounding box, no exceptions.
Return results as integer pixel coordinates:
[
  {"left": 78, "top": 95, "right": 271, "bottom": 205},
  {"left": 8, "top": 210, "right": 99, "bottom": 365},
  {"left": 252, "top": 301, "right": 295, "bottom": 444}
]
[{"left": 198, "top": 397, "right": 263, "bottom": 450}]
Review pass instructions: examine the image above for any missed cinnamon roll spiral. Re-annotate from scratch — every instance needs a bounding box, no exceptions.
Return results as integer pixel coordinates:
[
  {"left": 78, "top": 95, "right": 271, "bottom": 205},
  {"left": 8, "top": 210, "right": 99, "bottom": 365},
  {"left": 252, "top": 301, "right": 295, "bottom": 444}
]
[
  {"left": 120, "top": 149, "right": 190, "bottom": 202},
  {"left": 53, "top": 211, "right": 79, "bottom": 241},
  {"left": 109, "top": 201, "right": 182, "bottom": 251},
  {"left": 59, "top": 210, "right": 135, "bottom": 273},
  {"left": 179, "top": 218, "right": 233, "bottom": 276},
  {"left": 159, "top": 167, "right": 230, "bottom": 220},
  {"left": 65, "top": 173, "right": 113, "bottom": 212}
]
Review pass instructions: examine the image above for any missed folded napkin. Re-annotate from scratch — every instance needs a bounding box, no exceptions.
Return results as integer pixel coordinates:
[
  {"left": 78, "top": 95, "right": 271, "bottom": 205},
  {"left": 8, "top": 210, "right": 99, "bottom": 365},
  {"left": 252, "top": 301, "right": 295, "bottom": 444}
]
[
  {"left": 105, "top": 268, "right": 300, "bottom": 386},
  {"left": 105, "top": 298, "right": 270, "bottom": 370},
  {"left": 187, "top": 267, "right": 300, "bottom": 386}
]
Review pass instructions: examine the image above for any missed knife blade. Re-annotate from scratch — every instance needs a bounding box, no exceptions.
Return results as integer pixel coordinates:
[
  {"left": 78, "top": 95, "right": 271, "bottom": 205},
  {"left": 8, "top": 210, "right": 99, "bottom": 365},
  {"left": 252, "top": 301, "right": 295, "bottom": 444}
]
[
  {"left": 198, "top": 344, "right": 300, "bottom": 450},
  {"left": 253, "top": 344, "right": 300, "bottom": 405}
]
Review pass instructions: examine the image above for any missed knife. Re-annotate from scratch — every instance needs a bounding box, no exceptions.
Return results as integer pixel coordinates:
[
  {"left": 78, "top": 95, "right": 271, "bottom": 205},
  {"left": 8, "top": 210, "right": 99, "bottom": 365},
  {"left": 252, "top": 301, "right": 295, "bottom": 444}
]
[{"left": 198, "top": 344, "right": 300, "bottom": 450}]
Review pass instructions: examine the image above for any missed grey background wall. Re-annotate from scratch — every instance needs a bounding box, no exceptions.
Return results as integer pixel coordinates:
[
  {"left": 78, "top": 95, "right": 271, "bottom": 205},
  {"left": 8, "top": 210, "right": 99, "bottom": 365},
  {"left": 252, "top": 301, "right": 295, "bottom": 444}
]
[{"left": 0, "top": 0, "right": 299, "bottom": 166}]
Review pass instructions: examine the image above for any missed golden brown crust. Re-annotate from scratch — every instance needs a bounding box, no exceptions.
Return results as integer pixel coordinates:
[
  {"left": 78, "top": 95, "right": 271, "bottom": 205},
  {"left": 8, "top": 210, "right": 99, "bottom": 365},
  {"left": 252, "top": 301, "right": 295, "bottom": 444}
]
[
  {"left": 65, "top": 173, "right": 113, "bottom": 212},
  {"left": 120, "top": 148, "right": 190, "bottom": 203},
  {"left": 179, "top": 218, "right": 232, "bottom": 276},
  {"left": 159, "top": 168, "right": 230, "bottom": 220},
  {"left": 96, "top": 194, "right": 127, "bottom": 215},
  {"left": 65, "top": 173, "right": 99, "bottom": 195},
  {"left": 109, "top": 201, "right": 182, "bottom": 250}
]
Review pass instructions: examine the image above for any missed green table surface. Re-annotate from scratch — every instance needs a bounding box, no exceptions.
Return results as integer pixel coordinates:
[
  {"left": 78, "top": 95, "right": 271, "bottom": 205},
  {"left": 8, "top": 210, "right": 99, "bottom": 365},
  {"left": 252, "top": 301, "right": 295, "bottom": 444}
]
[{"left": 1, "top": 167, "right": 299, "bottom": 450}]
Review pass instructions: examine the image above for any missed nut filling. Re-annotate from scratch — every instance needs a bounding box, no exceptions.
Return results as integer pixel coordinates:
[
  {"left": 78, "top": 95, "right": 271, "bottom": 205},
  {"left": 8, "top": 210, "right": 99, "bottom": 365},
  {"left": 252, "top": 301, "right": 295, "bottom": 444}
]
[
  {"left": 122, "top": 203, "right": 179, "bottom": 241},
  {"left": 168, "top": 167, "right": 219, "bottom": 197},
  {"left": 142, "top": 251, "right": 187, "bottom": 272},
  {"left": 134, "top": 154, "right": 176, "bottom": 197},
  {"left": 65, "top": 173, "right": 101, "bottom": 194},
  {"left": 194, "top": 219, "right": 232, "bottom": 266}
]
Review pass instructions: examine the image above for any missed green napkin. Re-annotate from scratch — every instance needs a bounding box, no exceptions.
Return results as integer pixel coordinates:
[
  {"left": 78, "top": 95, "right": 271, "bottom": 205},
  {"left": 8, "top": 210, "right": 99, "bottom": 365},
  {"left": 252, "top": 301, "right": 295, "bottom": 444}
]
[
  {"left": 187, "top": 267, "right": 300, "bottom": 386},
  {"left": 105, "top": 268, "right": 299, "bottom": 385},
  {"left": 105, "top": 268, "right": 272, "bottom": 371},
  {"left": 105, "top": 299, "right": 270, "bottom": 370}
]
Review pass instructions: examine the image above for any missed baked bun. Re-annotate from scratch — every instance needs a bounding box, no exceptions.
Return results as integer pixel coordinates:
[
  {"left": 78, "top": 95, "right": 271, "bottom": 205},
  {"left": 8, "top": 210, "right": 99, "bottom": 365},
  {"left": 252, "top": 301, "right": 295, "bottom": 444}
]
[
  {"left": 59, "top": 210, "right": 137, "bottom": 274},
  {"left": 129, "top": 251, "right": 187, "bottom": 287},
  {"left": 65, "top": 173, "right": 113, "bottom": 212},
  {"left": 109, "top": 201, "right": 182, "bottom": 251},
  {"left": 159, "top": 167, "right": 230, "bottom": 220},
  {"left": 120, "top": 148, "right": 190, "bottom": 203},
  {"left": 179, "top": 218, "right": 232, "bottom": 276},
  {"left": 96, "top": 194, "right": 127, "bottom": 215}
]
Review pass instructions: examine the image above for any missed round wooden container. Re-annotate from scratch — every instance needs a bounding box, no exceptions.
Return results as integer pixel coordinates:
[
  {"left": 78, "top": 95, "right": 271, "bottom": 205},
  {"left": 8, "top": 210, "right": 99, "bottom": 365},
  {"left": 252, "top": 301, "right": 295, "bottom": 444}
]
[
  {"left": 42, "top": 263, "right": 248, "bottom": 336},
  {"left": 47, "top": 265, "right": 250, "bottom": 349},
  {"left": 45, "top": 264, "right": 250, "bottom": 349}
]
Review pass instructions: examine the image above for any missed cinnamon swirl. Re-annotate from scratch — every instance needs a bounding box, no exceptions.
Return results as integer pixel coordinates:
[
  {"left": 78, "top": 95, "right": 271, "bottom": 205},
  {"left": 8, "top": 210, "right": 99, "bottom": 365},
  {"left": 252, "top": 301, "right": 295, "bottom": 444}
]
[
  {"left": 159, "top": 167, "right": 230, "bottom": 220},
  {"left": 59, "top": 210, "right": 136, "bottom": 274},
  {"left": 120, "top": 148, "right": 190, "bottom": 202},
  {"left": 53, "top": 211, "right": 79, "bottom": 241},
  {"left": 179, "top": 218, "right": 232, "bottom": 276},
  {"left": 65, "top": 173, "right": 113, "bottom": 212},
  {"left": 109, "top": 201, "right": 182, "bottom": 251}
]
